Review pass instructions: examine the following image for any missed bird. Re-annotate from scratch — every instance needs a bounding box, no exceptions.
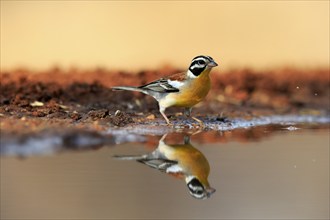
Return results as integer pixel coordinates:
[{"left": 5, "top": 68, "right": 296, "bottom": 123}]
[
  {"left": 114, "top": 133, "right": 216, "bottom": 199},
  {"left": 112, "top": 55, "right": 218, "bottom": 125}
]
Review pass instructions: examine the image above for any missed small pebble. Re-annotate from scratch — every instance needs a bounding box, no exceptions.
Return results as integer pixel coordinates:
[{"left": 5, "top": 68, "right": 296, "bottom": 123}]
[
  {"left": 30, "top": 101, "right": 44, "bottom": 107},
  {"left": 146, "top": 114, "right": 155, "bottom": 120}
]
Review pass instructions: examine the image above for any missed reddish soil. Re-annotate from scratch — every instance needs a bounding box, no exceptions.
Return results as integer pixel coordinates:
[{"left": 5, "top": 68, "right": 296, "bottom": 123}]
[{"left": 0, "top": 67, "right": 329, "bottom": 135}]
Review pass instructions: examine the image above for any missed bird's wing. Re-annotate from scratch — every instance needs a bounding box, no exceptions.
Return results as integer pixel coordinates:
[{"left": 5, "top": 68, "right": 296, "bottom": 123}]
[
  {"left": 165, "top": 71, "right": 187, "bottom": 82},
  {"left": 139, "top": 78, "right": 179, "bottom": 93},
  {"left": 138, "top": 71, "right": 187, "bottom": 93},
  {"left": 137, "top": 158, "right": 178, "bottom": 172}
]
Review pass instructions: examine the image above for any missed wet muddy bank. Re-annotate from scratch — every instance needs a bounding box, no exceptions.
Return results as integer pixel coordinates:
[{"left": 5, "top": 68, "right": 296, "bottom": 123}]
[
  {"left": 1, "top": 67, "right": 329, "bottom": 156},
  {"left": 1, "top": 114, "right": 329, "bottom": 157}
]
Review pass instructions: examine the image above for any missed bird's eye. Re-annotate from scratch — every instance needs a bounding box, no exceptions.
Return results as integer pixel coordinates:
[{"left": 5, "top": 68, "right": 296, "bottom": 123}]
[{"left": 198, "top": 60, "right": 206, "bottom": 65}]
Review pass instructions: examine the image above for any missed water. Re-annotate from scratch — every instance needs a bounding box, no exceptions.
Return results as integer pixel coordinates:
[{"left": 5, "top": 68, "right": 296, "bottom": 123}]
[{"left": 1, "top": 125, "right": 329, "bottom": 219}]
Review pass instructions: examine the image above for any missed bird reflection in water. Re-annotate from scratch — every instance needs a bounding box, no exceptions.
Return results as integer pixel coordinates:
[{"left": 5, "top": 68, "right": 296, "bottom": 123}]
[{"left": 114, "top": 133, "right": 216, "bottom": 199}]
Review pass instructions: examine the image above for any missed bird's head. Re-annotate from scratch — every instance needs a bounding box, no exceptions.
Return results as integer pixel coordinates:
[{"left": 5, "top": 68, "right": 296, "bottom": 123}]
[
  {"left": 186, "top": 176, "right": 216, "bottom": 199},
  {"left": 187, "top": 55, "right": 218, "bottom": 78}
]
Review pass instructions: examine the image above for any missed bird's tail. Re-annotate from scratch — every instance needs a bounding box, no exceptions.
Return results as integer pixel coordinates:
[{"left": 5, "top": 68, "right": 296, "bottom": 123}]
[
  {"left": 112, "top": 86, "right": 145, "bottom": 93},
  {"left": 113, "top": 154, "right": 146, "bottom": 160}
]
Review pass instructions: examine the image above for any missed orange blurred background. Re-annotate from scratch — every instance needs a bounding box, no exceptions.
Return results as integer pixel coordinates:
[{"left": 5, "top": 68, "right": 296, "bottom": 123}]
[{"left": 1, "top": 1, "right": 329, "bottom": 71}]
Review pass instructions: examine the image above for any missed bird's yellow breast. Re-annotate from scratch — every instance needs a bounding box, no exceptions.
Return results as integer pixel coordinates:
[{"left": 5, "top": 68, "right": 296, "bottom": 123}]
[
  {"left": 161, "top": 71, "right": 211, "bottom": 108},
  {"left": 159, "top": 143, "right": 211, "bottom": 187}
]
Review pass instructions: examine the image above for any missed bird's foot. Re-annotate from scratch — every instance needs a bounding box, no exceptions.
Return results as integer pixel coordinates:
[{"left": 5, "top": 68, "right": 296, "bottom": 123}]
[{"left": 192, "top": 116, "right": 205, "bottom": 129}]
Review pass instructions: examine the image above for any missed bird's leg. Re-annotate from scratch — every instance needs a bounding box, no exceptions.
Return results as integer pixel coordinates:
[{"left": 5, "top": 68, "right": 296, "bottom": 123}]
[
  {"left": 159, "top": 107, "right": 171, "bottom": 125},
  {"left": 159, "top": 133, "right": 168, "bottom": 144},
  {"left": 184, "top": 107, "right": 205, "bottom": 129},
  {"left": 192, "top": 116, "right": 205, "bottom": 128},
  {"left": 184, "top": 107, "right": 192, "bottom": 117},
  {"left": 183, "top": 135, "right": 191, "bottom": 145}
]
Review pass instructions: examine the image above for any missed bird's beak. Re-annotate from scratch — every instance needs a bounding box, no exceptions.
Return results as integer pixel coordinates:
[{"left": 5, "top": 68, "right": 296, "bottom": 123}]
[
  {"left": 208, "top": 61, "right": 218, "bottom": 67},
  {"left": 206, "top": 187, "right": 216, "bottom": 198}
]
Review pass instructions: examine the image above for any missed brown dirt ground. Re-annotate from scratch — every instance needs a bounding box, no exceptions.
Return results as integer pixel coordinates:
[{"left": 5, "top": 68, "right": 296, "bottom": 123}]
[{"left": 0, "top": 67, "right": 329, "bottom": 140}]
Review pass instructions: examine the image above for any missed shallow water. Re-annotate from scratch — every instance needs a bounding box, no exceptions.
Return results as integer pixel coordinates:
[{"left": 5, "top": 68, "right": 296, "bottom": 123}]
[{"left": 1, "top": 125, "right": 329, "bottom": 219}]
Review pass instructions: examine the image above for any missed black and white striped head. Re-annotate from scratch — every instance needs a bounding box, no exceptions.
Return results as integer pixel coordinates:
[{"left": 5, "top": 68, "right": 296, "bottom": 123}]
[
  {"left": 186, "top": 177, "right": 216, "bottom": 199},
  {"left": 188, "top": 55, "right": 218, "bottom": 78}
]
